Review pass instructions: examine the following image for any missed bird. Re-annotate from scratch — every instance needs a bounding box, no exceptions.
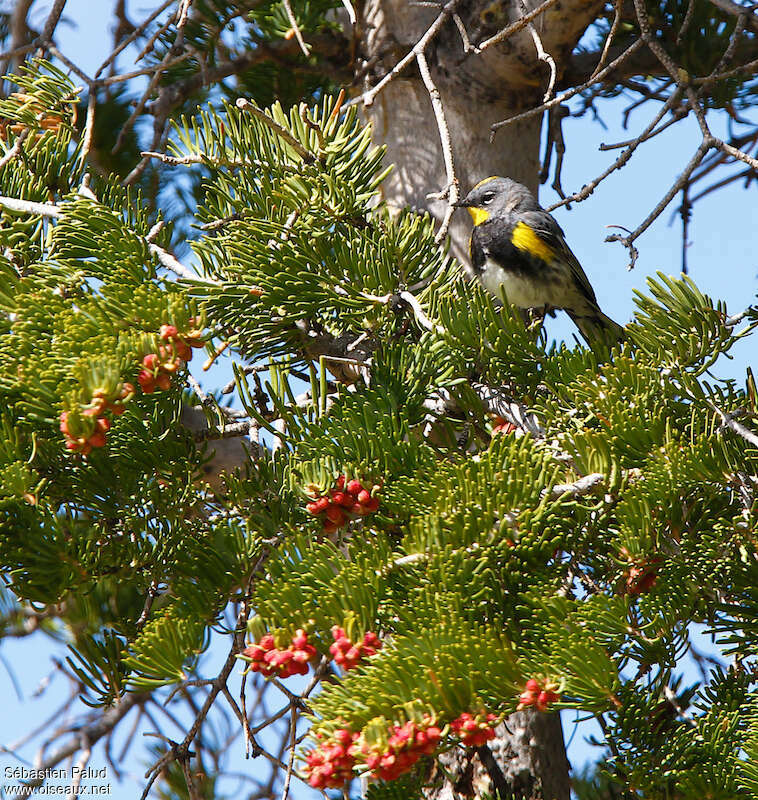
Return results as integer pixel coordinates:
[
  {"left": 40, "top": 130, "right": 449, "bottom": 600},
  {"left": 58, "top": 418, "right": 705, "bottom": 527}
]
[{"left": 454, "top": 176, "right": 623, "bottom": 346}]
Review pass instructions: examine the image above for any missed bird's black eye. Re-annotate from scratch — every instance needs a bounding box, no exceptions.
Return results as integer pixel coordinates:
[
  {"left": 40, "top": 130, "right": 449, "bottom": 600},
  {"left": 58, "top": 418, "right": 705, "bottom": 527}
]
[{"left": 482, "top": 192, "right": 495, "bottom": 204}]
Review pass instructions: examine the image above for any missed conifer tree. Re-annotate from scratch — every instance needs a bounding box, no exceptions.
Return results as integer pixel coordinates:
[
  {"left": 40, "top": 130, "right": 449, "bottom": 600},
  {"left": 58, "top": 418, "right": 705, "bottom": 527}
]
[{"left": 1, "top": 3, "right": 758, "bottom": 800}]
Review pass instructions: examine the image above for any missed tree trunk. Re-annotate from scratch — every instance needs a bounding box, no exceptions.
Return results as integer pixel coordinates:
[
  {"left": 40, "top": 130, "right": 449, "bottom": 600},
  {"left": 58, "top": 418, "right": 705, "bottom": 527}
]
[
  {"left": 357, "top": 1, "right": 604, "bottom": 795},
  {"left": 359, "top": 0, "right": 604, "bottom": 260}
]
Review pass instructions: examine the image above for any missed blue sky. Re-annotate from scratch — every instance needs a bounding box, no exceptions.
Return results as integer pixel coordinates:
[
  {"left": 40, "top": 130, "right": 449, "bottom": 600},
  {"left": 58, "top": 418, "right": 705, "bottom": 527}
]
[{"left": 0, "top": 1, "right": 755, "bottom": 798}]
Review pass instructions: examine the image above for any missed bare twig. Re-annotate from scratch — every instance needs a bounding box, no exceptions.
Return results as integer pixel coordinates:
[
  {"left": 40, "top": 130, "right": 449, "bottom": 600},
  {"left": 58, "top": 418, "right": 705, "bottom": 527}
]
[
  {"left": 600, "top": 0, "right": 758, "bottom": 266},
  {"left": 591, "top": 0, "right": 622, "bottom": 79},
  {"left": 148, "top": 242, "right": 209, "bottom": 283},
  {"left": 475, "top": 0, "right": 560, "bottom": 54},
  {"left": 491, "top": 39, "right": 645, "bottom": 136},
  {"left": 708, "top": 0, "right": 758, "bottom": 33},
  {"left": 79, "top": 90, "right": 97, "bottom": 165},
  {"left": 517, "top": 0, "right": 557, "bottom": 102},
  {"left": 36, "top": 0, "right": 68, "bottom": 52},
  {"left": 282, "top": 0, "right": 310, "bottom": 57},
  {"left": 279, "top": 702, "right": 298, "bottom": 800},
  {"left": 605, "top": 141, "right": 709, "bottom": 267},
  {"left": 12, "top": 695, "right": 144, "bottom": 799},
  {"left": 676, "top": 0, "right": 697, "bottom": 45},
  {"left": 0, "top": 128, "right": 30, "bottom": 171},
  {"left": 361, "top": 0, "right": 460, "bottom": 107},
  {"left": 415, "top": 51, "right": 459, "bottom": 242},
  {"left": 548, "top": 473, "right": 605, "bottom": 499},
  {"left": 0, "top": 195, "right": 61, "bottom": 217},
  {"left": 113, "top": 0, "right": 194, "bottom": 158},
  {"left": 710, "top": 403, "right": 758, "bottom": 447},
  {"left": 135, "top": 580, "right": 161, "bottom": 629},
  {"left": 95, "top": 0, "right": 176, "bottom": 78},
  {"left": 547, "top": 88, "right": 685, "bottom": 212},
  {"left": 66, "top": 737, "right": 92, "bottom": 800}
]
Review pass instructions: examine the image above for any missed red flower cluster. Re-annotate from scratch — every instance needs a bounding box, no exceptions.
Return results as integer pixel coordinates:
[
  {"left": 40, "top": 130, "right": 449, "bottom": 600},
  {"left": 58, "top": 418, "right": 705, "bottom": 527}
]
[
  {"left": 450, "top": 711, "right": 498, "bottom": 747},
  {"left": 60, "top": 383, "right": 135, "bottom": 454},
  {"left": 306, "top": 475, "right": 381, "bottom": 534},
  {"left": 622, "top": 555, "right": 660, "bottom": 596},
  {"left": 303, "top": 729, "right": 359, "bottom": 789},
  {"left": 362, "top": 718, "right": 442, "bottom": 781},
  {"left": 137, "top": 323, "right": 204, "bottom": 394},
  {"left": 517, "top": 678, "right": 560, "bottom": 712},
  {"left": 60, "top": 412, "right": 110, "bottom": 455},
  {"left": 491, "top": 415, "right": 517, "bottom": 435},
  {"left": 329, "top": 626, "right": 382, "bottom": 671},
  {"left": 241, "top": 629, "right": 316, "bottom": 678}
]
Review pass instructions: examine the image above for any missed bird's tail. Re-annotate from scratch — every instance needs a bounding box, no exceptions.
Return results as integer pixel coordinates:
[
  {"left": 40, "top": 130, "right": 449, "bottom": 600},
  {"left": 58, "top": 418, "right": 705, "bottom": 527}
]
[{"left": 569, "top": 310, "right": 624, "bottom": 348}]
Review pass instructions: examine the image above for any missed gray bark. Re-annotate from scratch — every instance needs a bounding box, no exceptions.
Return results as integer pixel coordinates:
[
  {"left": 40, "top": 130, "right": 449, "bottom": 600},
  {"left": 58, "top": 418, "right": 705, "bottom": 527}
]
[
  {"left": 358, "top": 1, "right": 604, "bottom": 796},
  {"left": 360, "top": 0, "right": 605, "bottom": 261}
]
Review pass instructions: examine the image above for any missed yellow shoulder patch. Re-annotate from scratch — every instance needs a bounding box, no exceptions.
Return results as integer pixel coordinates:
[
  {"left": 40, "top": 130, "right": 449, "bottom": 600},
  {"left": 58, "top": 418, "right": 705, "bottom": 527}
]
[
  {"left": 467, "top": 207, "right": 490, "bottom": 226},
  {"left": 473, "top": 175, "right": 500, "bottom": 190},
  {"left": 511, "top": 221, "right": 555, "bottom": 263}
]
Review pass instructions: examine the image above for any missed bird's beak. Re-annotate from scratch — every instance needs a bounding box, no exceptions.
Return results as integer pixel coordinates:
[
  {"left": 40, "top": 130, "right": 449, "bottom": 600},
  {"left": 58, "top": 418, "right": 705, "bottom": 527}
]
[{"left": 452, "top": 199, "right": 470, "bottom": 208}]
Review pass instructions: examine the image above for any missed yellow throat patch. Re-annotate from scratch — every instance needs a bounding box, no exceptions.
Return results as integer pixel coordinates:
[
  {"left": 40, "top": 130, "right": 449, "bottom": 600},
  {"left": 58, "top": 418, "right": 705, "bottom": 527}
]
[
  {"left": 467, "top": 207, "right": 491, "bottom": 226},
  {"left": 511, "top": 221, "right": 555, "bottom": 263}
]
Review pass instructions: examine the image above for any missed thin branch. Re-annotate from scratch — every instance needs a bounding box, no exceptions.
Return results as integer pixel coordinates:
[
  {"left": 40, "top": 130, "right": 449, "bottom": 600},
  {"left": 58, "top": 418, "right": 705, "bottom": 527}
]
[
  {"left": 0, "top": 128, "right": 30, "bottom": 171},
  {"left": 517, "top": 0, "right": 556, "bottom": 102},
  {"left": 47, "top": 44, "right": 93, "bottom": 84},
  {"left": 113, "top": 0, "right": 194, "bottom": 157},
  {"left": 605, "top": 141, "right": 710, "bottom": 267},
  {"left": 148, "top": 242, "right": 212, "bottom": 283},
  {"left": 415, "top": 51, "right": 459, "bottom": 243},
  {"left": 708, "top": 0, "right": 758, "bottom": 33},
  {"left": 491, "top": 39, "right": 645, "bottom": 136},
  {"left": 710, "top": 403, "right": 758, "bottom": 447},
  {"left": 143, "top": 611, "right": 247, "bottom": 795},
  {"left": 97, "top": 53, "right": 192, "bottom": 87},
  {"left": 676, "top": 0, "right": 698, "bottom": 45},
  {"left": 360, "top": 0, "right": 460, "bottom": 107},
  {"left": 135, "top": 580, "right": 161, "bottom": 630},
  {"left": 475, "top": 0, "right": 560, "bottom": 54},
  {"left": 2, "top": 0, "right": 34, "bottom": 75},
  {"left": 591, "top": 0, "right": 622, "bottom": 79},
  {"left": 279, "top": 703, "right": 298, "bottom": 800},
  {"left": 79, "top": 90, "right": 96, "bottom": 165},
  {"left": 547, "top": 88, "right": 685, "bottom": 212},
  {"left": 0, "top": 195, "right": 61, "bottom": 217},
  {"left": 281, "top": 0, "right": 310, "bottom": 57},
  {"left": 36, "top": 0, "right": 68, "bottom": 52},
  {"left": 548, "top": 473, "right": 605, "bottom": 499},
  {"left": 66, "top": 737, "right": 92, "bottom": 800},
  {"left": 94, "top": 0, "right": 176, "bottom": 78},
  {"left": 13, "top": 694, "right": 144, "bottom": 799}
]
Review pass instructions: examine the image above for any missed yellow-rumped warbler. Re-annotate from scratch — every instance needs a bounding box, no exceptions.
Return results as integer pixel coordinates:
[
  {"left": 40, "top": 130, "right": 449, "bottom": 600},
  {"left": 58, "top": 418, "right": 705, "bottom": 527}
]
[{"left": 455, "top": 176, "right": 623, "bottom": 346}]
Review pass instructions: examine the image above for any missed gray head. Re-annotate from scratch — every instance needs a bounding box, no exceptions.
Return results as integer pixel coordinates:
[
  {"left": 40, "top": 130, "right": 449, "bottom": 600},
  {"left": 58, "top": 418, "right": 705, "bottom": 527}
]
[{"left": 455, "top": 177, "right": 541, "bottom": 223}]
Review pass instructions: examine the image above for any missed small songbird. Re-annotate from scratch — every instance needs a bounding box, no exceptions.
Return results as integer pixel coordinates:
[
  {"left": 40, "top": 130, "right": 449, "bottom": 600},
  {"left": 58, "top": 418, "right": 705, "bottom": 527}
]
[{"left": 455, "top": 176, "right": 623, "bottom": 346}]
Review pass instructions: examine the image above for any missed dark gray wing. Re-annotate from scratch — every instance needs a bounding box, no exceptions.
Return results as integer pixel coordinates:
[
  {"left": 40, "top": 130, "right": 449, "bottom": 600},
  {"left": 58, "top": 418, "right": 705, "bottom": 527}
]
[{"left": 518, "top": 210, "right": 599, "bottom": 308}]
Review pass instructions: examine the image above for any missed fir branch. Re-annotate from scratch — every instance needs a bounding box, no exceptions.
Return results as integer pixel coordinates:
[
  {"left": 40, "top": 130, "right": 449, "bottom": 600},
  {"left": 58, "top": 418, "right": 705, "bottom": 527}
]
[{"left": 235, "top": 99, "right": 314, "bottom": 163}]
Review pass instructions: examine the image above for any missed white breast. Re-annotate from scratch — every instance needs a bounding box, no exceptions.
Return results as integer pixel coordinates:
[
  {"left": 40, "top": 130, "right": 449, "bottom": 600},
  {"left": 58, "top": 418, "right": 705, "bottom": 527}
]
[{"left": 480, "top": 257, "right": 550, "bottom": 309}]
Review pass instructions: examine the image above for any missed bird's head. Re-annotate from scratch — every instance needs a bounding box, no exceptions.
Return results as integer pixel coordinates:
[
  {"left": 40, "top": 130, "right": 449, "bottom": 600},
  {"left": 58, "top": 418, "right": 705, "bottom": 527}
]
[{"left": 455, "top": 176, "right": 540, "bottom": 225}]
